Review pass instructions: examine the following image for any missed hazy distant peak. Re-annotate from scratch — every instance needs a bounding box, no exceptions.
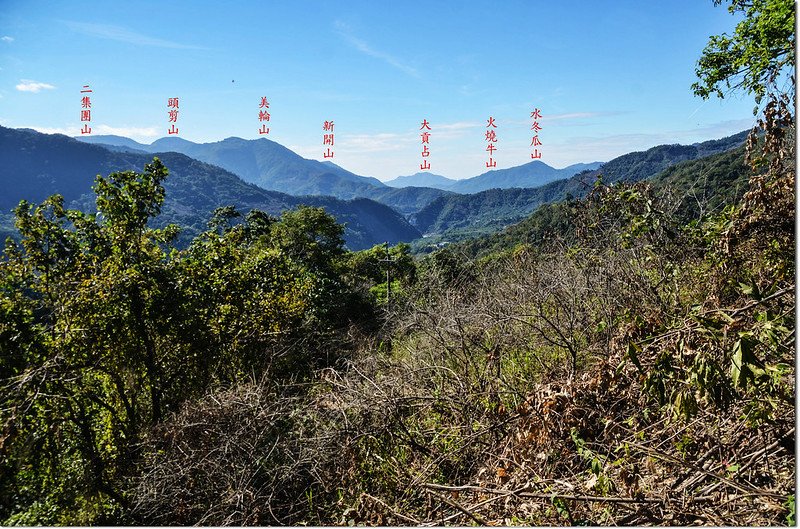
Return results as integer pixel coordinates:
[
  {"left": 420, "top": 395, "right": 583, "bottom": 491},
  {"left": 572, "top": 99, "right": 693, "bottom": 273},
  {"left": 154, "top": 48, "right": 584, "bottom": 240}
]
[
  {"left": 150, "top": 136, "right": 198, "bottom": 148},
  {"left": 384, "top": 172, "right": 457, "bottom": 190}
]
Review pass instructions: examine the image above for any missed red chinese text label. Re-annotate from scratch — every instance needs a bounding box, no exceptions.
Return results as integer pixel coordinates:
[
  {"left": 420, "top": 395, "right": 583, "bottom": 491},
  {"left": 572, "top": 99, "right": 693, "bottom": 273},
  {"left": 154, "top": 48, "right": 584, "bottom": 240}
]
[
  {"left": 420, "top": 119, "right": 431, "bottom": 170},
  {"left": 485, "top": 116, "right": 497, "bottom": 168},
  {"left": 167, "top": 97, "right": 179, "bottom": 135},
  {"left": 80, "top": 85, "right": 92, "bottom": 135},
  {"left": 259, "top": 97, "right": 270, "bottom": 135},
  {"left": 530, "top": 108, "right": 543, "bottom": 159},
  {"left": 323, "top": 120, "right": 334, "bottom": 158}
]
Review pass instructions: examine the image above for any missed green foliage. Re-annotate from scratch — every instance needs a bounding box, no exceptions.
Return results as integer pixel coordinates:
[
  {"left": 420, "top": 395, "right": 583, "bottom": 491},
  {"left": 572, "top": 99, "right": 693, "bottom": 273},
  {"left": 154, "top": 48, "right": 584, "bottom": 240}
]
[
  {"left": 0, "top": 126, "right": 421, "bottom": 251},
  {"left": 1, "top": 159, "right": 177, "bottom": 523},
  {"left": 570, "top": 428, "right": 606, "bottom": 478},
  {"left": 605, "top": 182, "right": 794, "bottom": 423},
  {"left": 0, "top": 158, "right": 387, "bottom": 524},
  {"left": 345, "top": 242, "right": 416, "bottom": 304},
  {"left": 692, "top": 0, "right": 795, "bottom": 106},
  {"left": 425, "top": 133, "right": 749, "bottom": 259},
  {"left": 785, "top": 494, "right": 796, "bottom": 525}
]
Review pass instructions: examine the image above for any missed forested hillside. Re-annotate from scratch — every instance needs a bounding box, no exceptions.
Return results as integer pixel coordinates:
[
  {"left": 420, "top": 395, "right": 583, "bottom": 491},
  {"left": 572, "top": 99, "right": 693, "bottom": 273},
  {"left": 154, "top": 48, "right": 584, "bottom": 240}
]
[
  {"left": 79, "top": 134, "right": 387, "bottom": 199},
  {"left": 0, "top": 0, "right": 794, "bottom": 525},
  {"left": 453, "top": 144, "right": 752, "bottom": 259},
  {"left": 2, "top": 99, "right": 791, "bottom": 524},
  {"left": 0, "top": 127, "right": 421, "bottom": 250},
  {"left": 409, "top": 130, "right": 749, "bottom": 247}
]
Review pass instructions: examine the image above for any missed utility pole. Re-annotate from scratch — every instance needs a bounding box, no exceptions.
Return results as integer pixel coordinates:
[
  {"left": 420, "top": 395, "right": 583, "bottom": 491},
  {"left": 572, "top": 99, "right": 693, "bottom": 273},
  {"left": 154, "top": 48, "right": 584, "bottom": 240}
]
[{"left": 379, "top": 241, "right": 397, "bottom": 304}]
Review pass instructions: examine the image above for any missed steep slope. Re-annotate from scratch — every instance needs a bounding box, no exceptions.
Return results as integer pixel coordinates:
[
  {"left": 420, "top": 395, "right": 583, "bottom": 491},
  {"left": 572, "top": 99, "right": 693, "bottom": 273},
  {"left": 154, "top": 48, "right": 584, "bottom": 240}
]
[
  {"left": 411, "top": 184, "right": 566, "bottom": 235},
  {"left": 448, "top": 145, "right": 750, "bottom": 258},
  {"left": 567, "top": 130, "right": 749, "bottom": 186},
  {"left": 1, "top": 127, "right": 421, "bottom": 249},
  {"left": 412, "top": 131, "right": 748, "bottom": 236},
  {"left": 363, "top": 186, "right": 456, "bottom": 216}
]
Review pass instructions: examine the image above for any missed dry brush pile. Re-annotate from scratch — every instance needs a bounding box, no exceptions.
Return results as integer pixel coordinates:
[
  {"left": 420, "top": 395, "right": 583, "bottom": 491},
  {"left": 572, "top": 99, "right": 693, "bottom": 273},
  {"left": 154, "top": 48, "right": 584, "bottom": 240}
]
[
  {"left": 305, "top": 215, "right": 794, "bottom": 525},
  {"left": 129, "top": 104, "right": 794, "bottom": 525},
  {"left": 129, "top": 186, "right": 794, "bottom": 525}
]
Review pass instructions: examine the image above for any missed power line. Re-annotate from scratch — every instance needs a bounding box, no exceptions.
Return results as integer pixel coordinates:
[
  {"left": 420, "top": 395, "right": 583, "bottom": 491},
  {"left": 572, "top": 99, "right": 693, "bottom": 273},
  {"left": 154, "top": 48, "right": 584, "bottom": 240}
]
[{"left": 378, "top": 241, "right": 398, "bottom": 304}]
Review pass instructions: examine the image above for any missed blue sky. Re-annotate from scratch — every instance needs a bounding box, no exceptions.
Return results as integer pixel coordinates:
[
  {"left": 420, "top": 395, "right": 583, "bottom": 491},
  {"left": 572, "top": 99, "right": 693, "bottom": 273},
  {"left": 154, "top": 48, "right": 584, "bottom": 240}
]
[{"left": 0, "top": 1, "right": 757, "bottom": 181}]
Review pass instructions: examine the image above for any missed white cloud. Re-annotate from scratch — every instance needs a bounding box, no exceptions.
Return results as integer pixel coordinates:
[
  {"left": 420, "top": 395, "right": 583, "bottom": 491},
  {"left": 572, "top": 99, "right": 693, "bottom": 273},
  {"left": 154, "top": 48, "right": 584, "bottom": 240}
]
[
  {"left": 434, "top": 121, "right": 482, "bottom": 139},
  {"left": 63, "top": 21, "right": 207, "bottom": 50},
  {"left": 94, "top": 124, "right": 159, "bottom": 139},
  {"left": 16, "top": 79, "right": 56, "bottom": 93},
  {"left": 24, "top": 126, "right": 72, "bottom": 135},
  {"left": 339, "top": 122, "right": 481, "bottom": 154},
  {"left": 436, "top": 121, "right": 480, "bottom": 131},
  {"left": 19, "top": 124, "right": 161, "bottom": 142},
  {"left": 496, "top": 111, "right": 630, "bottom": 128},
  {"left": 1, "top": 36, "right": 13, "bottom": 43},
  {"left": 335, "top": 123, "right": 479, "bottom": 152},
  {"left": 338, "top": 132, "right": 412, "bottom": 152},
  {"left": 334, "top": 20, "right": 418, "bottom": 77},
  {"left": 545, "top": 111, "right": 626, "bottom": 122}
]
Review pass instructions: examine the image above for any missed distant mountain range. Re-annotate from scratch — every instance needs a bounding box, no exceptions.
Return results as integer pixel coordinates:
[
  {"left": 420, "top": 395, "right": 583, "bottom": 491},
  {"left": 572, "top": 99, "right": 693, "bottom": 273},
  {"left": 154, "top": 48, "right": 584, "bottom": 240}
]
[
  {"left": 78, "top": 134, "right": 387, "bottom": 199},
  {"left": 447, "top": 160, "right": 603, "bottom": 194},
  {"left": 383, "top": 172, "right": 457, "bottom": 190},
  {"left": 1, "top": 127, "right": 420, "bottom": 250},
  {"left": 382, "top": 162, "right": 603, "bottom": 193},
  {"left": 2, "top": 127, "right": 749, "bottom": 253},
  {"left": 384, "top": 160, "right": 603, "bottom": 194},
  {"left": 78, "top": 135, "right": 602, "bottom": 202},
  {"left": 410, "top": 130, "right": 750, "bottom": 238}
]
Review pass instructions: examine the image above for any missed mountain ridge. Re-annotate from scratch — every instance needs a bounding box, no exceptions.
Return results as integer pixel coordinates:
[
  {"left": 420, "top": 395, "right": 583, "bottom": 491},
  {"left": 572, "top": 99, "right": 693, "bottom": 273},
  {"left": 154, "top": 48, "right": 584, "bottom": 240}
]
[
  {"left": 447, "top": 159, "right": 604, "bottom": 194},
  {"left": 2, "top": 127, "right": 420, "bottom": 250},
  {"left": 383, "top": 172, "right": 458, "bottom": 190},
  {"left": 410, "top": 130, "right": 749, "bottom": 238},
  {"left": 78, "top": 135, "right": 603, "bottom": 198},
  {"left": 78, "top": 134, "right": 387, "bottom": 200}
]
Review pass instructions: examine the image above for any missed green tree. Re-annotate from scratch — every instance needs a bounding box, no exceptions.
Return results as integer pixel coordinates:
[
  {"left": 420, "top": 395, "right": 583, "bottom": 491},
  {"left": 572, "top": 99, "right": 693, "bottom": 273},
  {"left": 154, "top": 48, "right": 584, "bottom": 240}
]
[
  {"left": 0, "top": 159, "right": 179, "bottom": 523},
  {"left": 0, "top": 160, "right": 379, "bottom": 524},
  {"left": 636, "top": 0, "right": 796, "bottom": 425},
  {"left": 346, "top": 242, "right": 416, "bottom": 303},
  {"left": 175, "top": 206, "right": 321, "bottom": 381},
  {"left": 692, "top": 0, "right": 795, "bottom": 106}
]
